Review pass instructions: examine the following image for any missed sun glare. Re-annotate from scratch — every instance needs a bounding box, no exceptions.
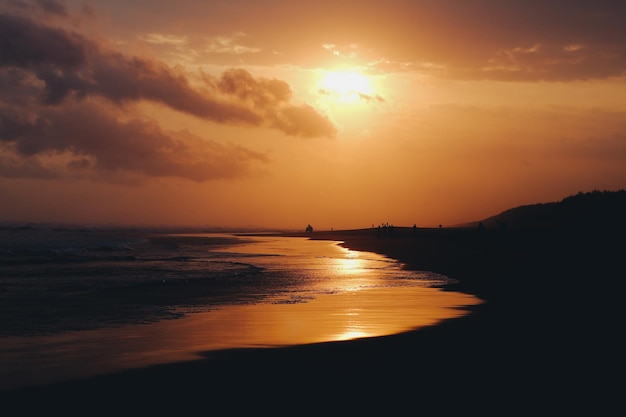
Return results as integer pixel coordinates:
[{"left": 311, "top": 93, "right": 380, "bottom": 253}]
[
  {"left": 336, "top": 330, "right": 370, "bottom": 341},
  {"left": 318, "top": 70, "right": 374, "bottom": 103}
]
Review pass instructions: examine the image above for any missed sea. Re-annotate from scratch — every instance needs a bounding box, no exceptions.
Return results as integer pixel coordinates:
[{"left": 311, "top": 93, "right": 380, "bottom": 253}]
[{"left": 0, "top": 224, "right": 481, "bottom": 391}]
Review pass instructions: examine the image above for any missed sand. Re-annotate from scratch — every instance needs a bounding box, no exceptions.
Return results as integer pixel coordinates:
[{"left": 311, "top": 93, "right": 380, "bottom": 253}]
[{"left": 1, "top": 226, "right": 621, "bottom": 414}]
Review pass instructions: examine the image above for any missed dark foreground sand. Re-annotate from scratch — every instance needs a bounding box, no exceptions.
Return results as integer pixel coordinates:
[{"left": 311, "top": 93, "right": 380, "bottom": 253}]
[{"left": 2, "top": 226, "right": 623, "bottom": 414}]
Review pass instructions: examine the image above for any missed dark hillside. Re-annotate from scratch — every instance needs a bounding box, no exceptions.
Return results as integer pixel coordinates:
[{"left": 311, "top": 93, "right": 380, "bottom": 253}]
[{"left": 464, "top": 189, "right": 626, "bottom": 230}]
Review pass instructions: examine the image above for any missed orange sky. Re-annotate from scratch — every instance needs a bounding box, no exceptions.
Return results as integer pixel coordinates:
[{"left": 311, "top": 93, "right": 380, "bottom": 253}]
[{"left": 1, "top": 0, "right": 625, "bottom": 230}]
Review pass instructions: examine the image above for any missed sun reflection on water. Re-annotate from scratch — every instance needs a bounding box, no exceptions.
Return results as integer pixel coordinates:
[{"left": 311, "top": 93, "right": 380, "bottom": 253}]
[
  {"left": 0, "top": 234, "right": 483, "bottom": 392},
  {"left": 333, "top": 247, "right": 367, "bottom": 277},
  {"left": 336, "top": 330, "right": 370, "bottom": 341}
]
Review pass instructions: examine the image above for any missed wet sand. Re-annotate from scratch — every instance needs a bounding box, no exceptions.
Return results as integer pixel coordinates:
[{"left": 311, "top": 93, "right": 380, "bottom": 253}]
[
  {"left": 1, "top": 226, "right": 622, "bottom": 414},
  {"left": 0, "top": 284, "right": 480, "bottom": 392}
]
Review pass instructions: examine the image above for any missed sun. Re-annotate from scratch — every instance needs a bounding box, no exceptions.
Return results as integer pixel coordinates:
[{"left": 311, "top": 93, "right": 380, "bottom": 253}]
[{"left": 318, "top": 70, "right": 375, "bottom": 104}]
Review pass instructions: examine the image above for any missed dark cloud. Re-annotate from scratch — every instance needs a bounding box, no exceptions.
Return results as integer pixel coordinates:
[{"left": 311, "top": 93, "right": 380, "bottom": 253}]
[
  {"left": 0, "top": 10, "right": 335, "bottom": 181},
  {"left": 0, "top": 13, "right": 85, "bottom": 69},
  {"left": 216, "top": 68, "right": 292, "bottom": 107},
  {"left": 0, "top": 102, "right": 269, "bottom": 181},
  {"left": 0, "top": 12, "right": 336, "bottom": 137},
  {"left": 0, "top": 0, "right": 66, "bottom": 16},
  {"left": 35, "top": 0, "right": 67, "bottom": 15},
  {"left": 271, "top": 104, "right": 338, "bottom": 138},
  {"left": 0, "top": 151, "right": 58, "bottom": 179},
  {"left": 208, "top": 68, "right": 336, "bottom": 137}
]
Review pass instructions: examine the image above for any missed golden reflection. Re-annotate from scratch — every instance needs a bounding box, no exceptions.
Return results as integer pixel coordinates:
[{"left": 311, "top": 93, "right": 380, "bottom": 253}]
[
  {"left": 2, "top": 285, "right": 482, "bottom": 390},
  {"left": 337, "top": 330, "right": 370, "bottom": 341},
  {"left": 3, "top": 236, "right": 483, "bottom": 390},
  {"left": 333, "top": 247, "right": 366, "bottom": 276}
]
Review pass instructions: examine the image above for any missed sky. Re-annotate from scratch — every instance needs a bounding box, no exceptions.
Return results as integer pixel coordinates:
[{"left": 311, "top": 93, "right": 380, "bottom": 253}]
[{"left": 1, "top": 0, "right": 625, "bottom": 230}]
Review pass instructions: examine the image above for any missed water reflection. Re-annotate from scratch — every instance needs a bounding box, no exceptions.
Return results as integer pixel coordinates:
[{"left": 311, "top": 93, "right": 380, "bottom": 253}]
[
  {"left": 0, "top": 234, "right": 482, "bottom": 391},
  {"left": 337, "top": 330, "right": 369, "bottom": 341},
  {"left": 333, "top": 247, "right": 368, "bottom": 277}
]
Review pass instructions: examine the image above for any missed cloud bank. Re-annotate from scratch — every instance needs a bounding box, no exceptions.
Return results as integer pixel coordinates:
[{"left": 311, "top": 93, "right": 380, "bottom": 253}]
[
  {"left": 179, "top": 0, "right": 626, "bottom": 82},
  {"left": 0, "top": 6, "right": 335, "bottom": 182}
]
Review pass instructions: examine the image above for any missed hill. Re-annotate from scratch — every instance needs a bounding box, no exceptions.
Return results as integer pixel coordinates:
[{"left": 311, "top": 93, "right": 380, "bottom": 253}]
[{"left": 459, "top": 189, "right": 626, "bottom": 230}]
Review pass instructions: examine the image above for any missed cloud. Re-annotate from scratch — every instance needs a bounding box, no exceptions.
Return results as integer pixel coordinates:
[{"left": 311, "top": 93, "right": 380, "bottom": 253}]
[
  {"left": 374, "top": 0, "right": 626, "bottom": 81},
  {"left": 317, "top": 88, "right": 385, "bottom": 104},
  {"left": 38, "top": 0, "right": 620, "bottom": 82},
  {"left": 322, "top": 43, "right": 360, "bottom": 59},
  {"left": 137, "top": 32, "right": 201, "bottom": 65},
  {"left": 0, "top": 151, "right": 59, "bottom": 179},
  {"left": 140, "top": 33, "right": 188, "bottom": 47},
  {"left": 271, "top": 104, "right": 338, "bottom": 137},
  {"left": 0, "top": 13, "right": 85, "bottom": 70},
  {"left": 0, "top": 9, "right": 336, "bottom": 182},
  {"left": 216, "top": 0, "right": 625, "bottom": 82},
  {"left": 1, "top": 0, "right": 68, "bottom": 17},
  {"left": 211, "top": 68, "right": 337, "bottom": 137},
  {"left": 205, "top": 33, "right": 262, "bottom": 55},
  {"left": 35, "top": 0, "right": 67, "bottom": 16},
  {"left": 0, "top": 12, "right": 336, "bottom": 136},
  {"left": 357, "top": 92, "right": 385, "bottom": 103},
  {"left": 0, "top": 101, "right": 269, "bottom": 181}
]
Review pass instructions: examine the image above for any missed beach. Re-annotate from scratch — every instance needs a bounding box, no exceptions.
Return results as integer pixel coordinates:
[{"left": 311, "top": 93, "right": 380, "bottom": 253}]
[
  {"left": 1, "top": 225, "right": 622, "bottom": 414},
  {"left": 3, "top": 1, "right": 625, "bottom": 414}
]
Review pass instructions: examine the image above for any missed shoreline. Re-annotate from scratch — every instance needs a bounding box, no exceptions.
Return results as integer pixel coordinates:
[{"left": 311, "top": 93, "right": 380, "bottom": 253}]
[{"left": 1, "top": 226, "right": 621, "bottom": 413}]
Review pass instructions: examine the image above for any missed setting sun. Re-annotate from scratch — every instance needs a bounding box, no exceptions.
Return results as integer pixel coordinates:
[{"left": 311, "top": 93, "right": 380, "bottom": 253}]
[{"left": 318, "top": 70, "right": 375, "bottom": 103}]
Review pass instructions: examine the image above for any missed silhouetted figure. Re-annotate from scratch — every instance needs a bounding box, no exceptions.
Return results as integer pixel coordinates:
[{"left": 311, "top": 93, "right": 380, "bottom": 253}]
[{"left": 305, "top": 224, "right": 313, "bottom": 233}]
